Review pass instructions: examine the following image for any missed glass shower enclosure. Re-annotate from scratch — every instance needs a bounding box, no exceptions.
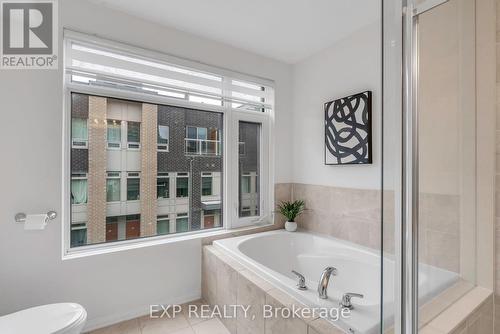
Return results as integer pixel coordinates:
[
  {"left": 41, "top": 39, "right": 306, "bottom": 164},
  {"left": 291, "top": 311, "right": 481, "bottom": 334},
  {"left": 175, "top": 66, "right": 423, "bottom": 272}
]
[{"left": 382, "top": 0, "right": 493, "bottom": 332}]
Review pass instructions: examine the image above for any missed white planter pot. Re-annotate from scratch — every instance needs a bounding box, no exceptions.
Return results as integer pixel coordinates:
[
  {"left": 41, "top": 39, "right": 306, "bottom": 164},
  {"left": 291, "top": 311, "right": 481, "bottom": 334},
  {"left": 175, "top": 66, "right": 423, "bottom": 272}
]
[{"left": 285, "top": 221, "right": 297, "bottom": 232}]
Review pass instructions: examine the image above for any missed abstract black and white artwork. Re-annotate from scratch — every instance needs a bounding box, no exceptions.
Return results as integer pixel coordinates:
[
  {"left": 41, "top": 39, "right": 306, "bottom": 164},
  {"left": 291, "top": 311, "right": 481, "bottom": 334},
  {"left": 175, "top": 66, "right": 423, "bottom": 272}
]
[{"left": 324, "top": 91, "right": 372, "bottom": 165}]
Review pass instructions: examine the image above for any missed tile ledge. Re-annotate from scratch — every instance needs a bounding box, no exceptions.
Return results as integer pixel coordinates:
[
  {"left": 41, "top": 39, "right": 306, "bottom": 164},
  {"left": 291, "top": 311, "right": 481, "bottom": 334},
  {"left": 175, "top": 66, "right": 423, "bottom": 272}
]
[{"left": 422, "top": 286, "right": 493, "bottom": 333}]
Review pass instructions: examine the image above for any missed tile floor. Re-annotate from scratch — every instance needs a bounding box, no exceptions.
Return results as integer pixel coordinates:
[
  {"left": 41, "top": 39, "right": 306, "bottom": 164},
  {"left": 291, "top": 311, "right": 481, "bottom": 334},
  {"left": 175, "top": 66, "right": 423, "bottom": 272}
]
[{"left": 88, "top": 300, "right": 230, "bottom": 334}]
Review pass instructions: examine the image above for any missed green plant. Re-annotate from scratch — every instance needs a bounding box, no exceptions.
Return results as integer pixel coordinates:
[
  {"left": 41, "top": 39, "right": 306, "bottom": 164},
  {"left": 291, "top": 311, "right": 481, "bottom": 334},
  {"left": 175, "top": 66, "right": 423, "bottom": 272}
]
[{"left": 277, "top": 200, "right": 305, "bottom": 222}]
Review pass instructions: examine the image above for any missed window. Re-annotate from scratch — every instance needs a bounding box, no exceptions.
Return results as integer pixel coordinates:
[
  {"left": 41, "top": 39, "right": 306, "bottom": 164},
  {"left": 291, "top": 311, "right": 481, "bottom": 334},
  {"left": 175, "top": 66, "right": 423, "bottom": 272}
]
[
  {"left": 203, "top": 209, "right": 221, "bottom": 229},
  {"left": 240, "top": 207, "right": 252, "bottom": 217},
  {"left": 71, "top": 118, "right": 88, "bottom": 148},
  {"left": 185, "top": 126, "right": 220, "bottom": 156},
  {"left": 157, "top": 125, "right": 169, "bottom": 151},
  {"left": 157, "top": 215, "right": 170, "bottom": 235},
  {"left": 157, "top": 173, "right": 170, "bottom": 199},
  {"left": 107, "top": 119, "right": 121, "bottom": 148},
  {"left": 106, "top": 215, "right": 141, "bottom": 241},
  {"left": 127, "top": 121, "right": 141, "bottom": 149},
  {"left": 71, "top": 173, "right": 87, "bottom": 204},
  {"left": 127, "top": 172, "right": 140, "bottom": 200},
  {"left": 241, "top": 174, "right": 251, "bottom": 194},
  {"left": 239, "top": 142, "right": 245, "bottom": 156},
  {"left": 105, "top": 216, "right": 119, "bottom": 241},
  {"left": 106, "top": 172, "right": 121, "bottom": 202},
  {"left": 176, "top": 213, "right": 189, "bottom": 233},
  {"left": 202, "top": 173, "right": 213, "bottom": 196},
  {"left": 238, "top": 122, "right": 260, "bottom": 218},
  {"left": 176, "top": 174, "right": 189, "bottom": 198},
  {"left": 66, "top": 33, "right": 273, "bottom": 250},
  {"left": 70, "top": 223, "right": 87, "bottom": 247}
]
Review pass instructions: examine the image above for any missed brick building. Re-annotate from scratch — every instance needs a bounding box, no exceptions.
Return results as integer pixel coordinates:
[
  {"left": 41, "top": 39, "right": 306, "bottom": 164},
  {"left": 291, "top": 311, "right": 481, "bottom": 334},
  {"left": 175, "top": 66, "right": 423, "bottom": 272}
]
[{"left": 69, "top": 93, "right": 242, "bottom": 247}]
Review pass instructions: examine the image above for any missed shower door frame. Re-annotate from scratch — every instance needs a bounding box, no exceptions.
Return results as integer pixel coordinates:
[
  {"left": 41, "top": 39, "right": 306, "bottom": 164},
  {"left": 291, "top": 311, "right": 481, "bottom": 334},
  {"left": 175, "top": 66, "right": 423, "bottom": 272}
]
[{"left": 388, "top": 0, "right": 497, "bottom": 333}]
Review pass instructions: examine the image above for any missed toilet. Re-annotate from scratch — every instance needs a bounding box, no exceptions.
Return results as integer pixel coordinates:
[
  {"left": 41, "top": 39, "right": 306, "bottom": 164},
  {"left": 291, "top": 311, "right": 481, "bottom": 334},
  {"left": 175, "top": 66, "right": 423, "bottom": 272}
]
[{"left": 0, "top": 303, "right": 87, "bottom": 334}]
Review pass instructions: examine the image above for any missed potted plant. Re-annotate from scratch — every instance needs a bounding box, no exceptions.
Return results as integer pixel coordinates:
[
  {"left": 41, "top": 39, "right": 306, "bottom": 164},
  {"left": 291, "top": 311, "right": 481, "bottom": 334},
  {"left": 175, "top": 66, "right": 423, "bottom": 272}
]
[{"left": 277, "top": 200, "right": 305, "bottom": 232}]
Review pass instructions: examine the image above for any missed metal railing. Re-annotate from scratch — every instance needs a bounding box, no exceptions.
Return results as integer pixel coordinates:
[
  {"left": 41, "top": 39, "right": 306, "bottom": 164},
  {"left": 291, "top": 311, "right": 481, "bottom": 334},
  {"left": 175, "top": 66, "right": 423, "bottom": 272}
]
[{"left": 184, "top": 138, "right": 221, "bottom": 156}]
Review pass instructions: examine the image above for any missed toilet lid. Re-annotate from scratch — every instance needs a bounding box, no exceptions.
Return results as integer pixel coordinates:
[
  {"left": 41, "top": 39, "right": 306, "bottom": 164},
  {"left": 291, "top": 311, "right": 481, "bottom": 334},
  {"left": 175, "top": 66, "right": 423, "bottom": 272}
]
[{"left": 0, "top": 303, "right": 87, "bottom": 334}]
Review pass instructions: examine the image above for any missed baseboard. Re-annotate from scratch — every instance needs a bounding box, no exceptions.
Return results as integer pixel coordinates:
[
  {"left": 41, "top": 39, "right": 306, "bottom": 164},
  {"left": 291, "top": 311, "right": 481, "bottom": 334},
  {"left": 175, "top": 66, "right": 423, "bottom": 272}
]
[{"left": 83, "top": 290, "right": 201, "bottom": 332}]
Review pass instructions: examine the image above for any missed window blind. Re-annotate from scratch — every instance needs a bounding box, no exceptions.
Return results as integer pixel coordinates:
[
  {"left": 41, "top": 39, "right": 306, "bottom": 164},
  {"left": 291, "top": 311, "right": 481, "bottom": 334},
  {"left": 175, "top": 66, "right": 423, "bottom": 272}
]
[{"left": 64, "top": 32, "right": 274, "bottom": 113}]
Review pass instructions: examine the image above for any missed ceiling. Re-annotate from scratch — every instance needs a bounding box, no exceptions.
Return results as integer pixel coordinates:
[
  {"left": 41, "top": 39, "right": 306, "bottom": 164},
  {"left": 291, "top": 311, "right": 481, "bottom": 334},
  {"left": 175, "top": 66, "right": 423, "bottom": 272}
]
[{"left": 89, "top": 0, "right": 380, "bottom": 64}]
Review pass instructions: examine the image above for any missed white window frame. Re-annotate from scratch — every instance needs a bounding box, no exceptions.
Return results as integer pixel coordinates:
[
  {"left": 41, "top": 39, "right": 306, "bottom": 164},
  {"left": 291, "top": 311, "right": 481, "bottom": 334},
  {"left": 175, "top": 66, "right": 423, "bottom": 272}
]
[
  {"left": 126, "top": 121, "right": 141, "bottom": 150},
  {"left": 126, "top": 172, "right": 141, "bottom": 201},
  {"left": 175, "top": 172, "right": 190, "bottom": 198},
  {"left": 185, "top": 126, "right": 221, "bottom": 156},
  {"left": 157, "top": 172, "right": 170, "bottom": 199},
  {"left": 229, "top": 111, "right": 272, "bottom": 229},
  {"left": 62, "top": 30, "right": 274, "bottom": 257},
  {"left": 70, "top": 173, "right": 88, "bottom": 205},
  {"left": 106, "top": 171, "right": 121, "bottom": 203},
  {"left": 157, "top": 125, "right": 169, "bottom": 151},
  {"left": 106, "top": 119, "right": 122, "bottom": 149},
  {"left": 156, "top": 214, "right": 170, "bottom": 235},
  {"left": 174, "top": 212, "right": 190, "bottom": 233},
  {"left": 201, "top": 172, "right": 214, "bottom": 196},
  {"left": 71, "top": 118, "right": 89, "bottom": 149}
]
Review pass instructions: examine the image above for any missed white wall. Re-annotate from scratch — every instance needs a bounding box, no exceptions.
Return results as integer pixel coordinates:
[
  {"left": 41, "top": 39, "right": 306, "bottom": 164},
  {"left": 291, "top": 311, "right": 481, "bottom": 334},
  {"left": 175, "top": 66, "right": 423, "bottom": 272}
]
[
  {"left": 0, "top": 0, "right": 292, "bottom": 330},
  {"left": 291, "top": 21, "right": 382, "bottom": 189}
]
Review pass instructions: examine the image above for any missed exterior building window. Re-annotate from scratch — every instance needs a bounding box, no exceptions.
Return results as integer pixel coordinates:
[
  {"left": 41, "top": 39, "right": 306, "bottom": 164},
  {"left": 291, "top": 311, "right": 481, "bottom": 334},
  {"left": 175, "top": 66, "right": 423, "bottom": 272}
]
[
  {"left": 127, "top": 172, "right": 140, "bottom": 200},
  {"left": 106, "top": 172, "right": 121, "bottom": 202},
  {"left": 176, "top": 174, "right": 189, "bottom": 198},
  {"left": 71, "top": 118, "right": 88, "bottom": 148},
  {"left": 127, "top": 121, "right": 141, "bottom": 149},
  {"left": 107, "top": 119, "right": 121, "bottom": 148},
  {"left": 106, "top": 215, "right": 141, "bottom": 241},
  {"left": 241, "top": 174, "right": 251, "bottom": 194},
  {"left": 126, "top": 214, "right": 140, "bottom": 239},
  {"left": 157, "top": 125, "right": 169, "bottom": 151},
  {"left": 239, "top": 142, "right": 245, "bottom": 156},
  {"left": 185, "top": 126, "right": 220, "bottom": 156},
  {"left": 71, "top": 173, "right": 87, "bottom": 204},
  {"left": 105, "top": 216, "right": 119, "bottom": 241},
  {"left": 203, "top": 209, "right": 220, "bottom": 229},
  {"left": 157, "top": 173, "right": 170, "bottom": 199},
  {"left": 176, "top": 213, "right": 189, "bottom": 233},
  {"left": 202, "top": 173, "right": 213, "bottom": 196},
  {"left": 240, "top": 207, "right": 251, "bottom": 217},
  {"left": 70, "top": 223, "right": 87, "bottom": 247},
  {"left": 157, "top": 215, "right": 170, "bottom": 235}
]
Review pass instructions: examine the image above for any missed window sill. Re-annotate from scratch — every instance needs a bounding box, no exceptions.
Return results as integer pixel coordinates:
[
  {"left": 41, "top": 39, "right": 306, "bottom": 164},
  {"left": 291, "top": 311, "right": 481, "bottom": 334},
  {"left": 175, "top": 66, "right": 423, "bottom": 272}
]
[{"left": 62, "top": 222, "right": 274, "bottom": 260}]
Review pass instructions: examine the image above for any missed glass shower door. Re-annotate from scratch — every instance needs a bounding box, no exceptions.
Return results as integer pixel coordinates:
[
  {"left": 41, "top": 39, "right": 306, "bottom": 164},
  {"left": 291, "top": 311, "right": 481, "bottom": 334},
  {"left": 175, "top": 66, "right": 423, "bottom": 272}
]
[
  {"left": 382, "top": 0, "right": 478, "bottom": 332},
  {"left": 416, "top": 0, "right": 477, "bottom": 329}
]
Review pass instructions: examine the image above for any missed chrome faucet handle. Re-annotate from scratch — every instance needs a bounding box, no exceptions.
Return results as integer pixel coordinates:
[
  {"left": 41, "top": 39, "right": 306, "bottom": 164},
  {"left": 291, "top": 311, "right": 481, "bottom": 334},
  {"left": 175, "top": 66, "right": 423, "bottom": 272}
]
[
  {"left": 324, "top": 266, "right": 338, "bottom": 276},
  {"left": 291, "top": 270, "right": 307, "bottom": 290},
  {"left": 340, "top": 293, "right": 364, "bottom": 309}
]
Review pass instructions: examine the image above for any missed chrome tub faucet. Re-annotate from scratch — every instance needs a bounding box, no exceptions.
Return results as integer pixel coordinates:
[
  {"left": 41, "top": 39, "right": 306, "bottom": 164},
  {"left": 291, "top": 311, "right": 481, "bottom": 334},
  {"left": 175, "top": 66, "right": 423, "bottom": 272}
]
[{"left": 317, "top": 266, "right": 337, "bottom": 299}]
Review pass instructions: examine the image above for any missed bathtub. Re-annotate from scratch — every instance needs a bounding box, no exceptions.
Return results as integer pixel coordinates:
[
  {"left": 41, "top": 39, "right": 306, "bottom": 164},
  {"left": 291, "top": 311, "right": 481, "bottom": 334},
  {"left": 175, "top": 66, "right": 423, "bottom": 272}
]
[{"left": 213, "top": 230, "right": 458, "bottom": 334}]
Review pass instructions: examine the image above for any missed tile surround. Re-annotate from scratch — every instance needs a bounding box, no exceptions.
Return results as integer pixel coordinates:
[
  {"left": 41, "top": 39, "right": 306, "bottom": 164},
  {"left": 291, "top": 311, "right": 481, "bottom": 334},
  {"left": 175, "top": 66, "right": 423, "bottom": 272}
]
[
  {"left": 291, "top": 183, "right": 459, "bottom": 272},
  {"left": 201, "top": 245, "right": 345, "bottom": 334}
]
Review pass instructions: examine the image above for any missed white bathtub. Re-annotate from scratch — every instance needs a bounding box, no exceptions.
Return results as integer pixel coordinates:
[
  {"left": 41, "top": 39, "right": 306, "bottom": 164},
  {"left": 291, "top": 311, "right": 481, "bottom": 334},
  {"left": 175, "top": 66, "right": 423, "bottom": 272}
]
[{"left": 213, "top": 230, "right": 458, "bottom": 334}]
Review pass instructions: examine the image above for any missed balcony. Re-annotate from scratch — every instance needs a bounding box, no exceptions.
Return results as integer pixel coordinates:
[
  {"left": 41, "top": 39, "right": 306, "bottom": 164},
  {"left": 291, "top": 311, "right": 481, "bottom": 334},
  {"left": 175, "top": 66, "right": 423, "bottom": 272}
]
[{"left": 185, "top": 138, "right": 221, "bottom": 156}]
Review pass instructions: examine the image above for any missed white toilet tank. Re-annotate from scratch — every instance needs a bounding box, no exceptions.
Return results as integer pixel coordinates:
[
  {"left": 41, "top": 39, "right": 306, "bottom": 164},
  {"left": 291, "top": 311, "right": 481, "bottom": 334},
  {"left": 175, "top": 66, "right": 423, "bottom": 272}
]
[{"left": 0, "top": 303, "right": 87, "bottom": 334}]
